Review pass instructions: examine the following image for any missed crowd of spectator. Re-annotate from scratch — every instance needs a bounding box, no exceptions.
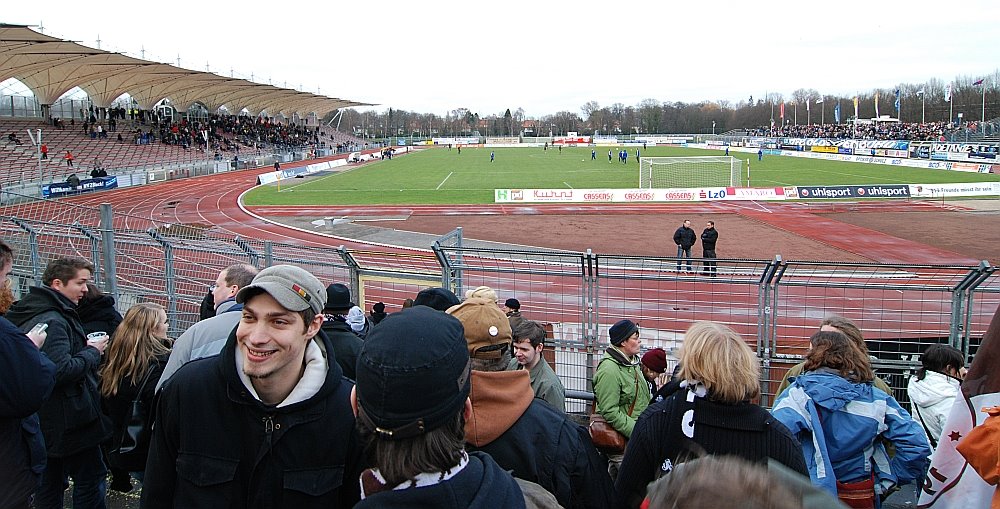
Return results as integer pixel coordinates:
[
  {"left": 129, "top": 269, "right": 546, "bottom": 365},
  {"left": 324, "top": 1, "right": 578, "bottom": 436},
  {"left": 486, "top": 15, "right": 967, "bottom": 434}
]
[
  {"left": 744, "top": 121, "right": 956, "bottom": 141},
  {"left": 2, "top": 242, "right": 994, "bottom": 508}
]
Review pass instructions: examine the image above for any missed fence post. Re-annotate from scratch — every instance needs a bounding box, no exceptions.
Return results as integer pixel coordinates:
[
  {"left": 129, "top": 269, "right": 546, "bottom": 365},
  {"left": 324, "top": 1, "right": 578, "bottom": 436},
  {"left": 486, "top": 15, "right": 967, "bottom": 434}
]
[
  {"left": 234, "top": 236, "right": 261, "bottom": 268},
  {"left": 263, "top": 241, "right": 274, "bottom": 267},
  {"left": 72, "top": 222, "right": 102, "bottom": 287},
  {"left": 758, "top": 255, "right": 785, "bottom": 407},
  {"left": 336, "top": 246, "right": 362, "bottom": 299},
  {"left": 99, "top": 205, "right": 119, "bottom": 302},
  {"left": 148, "top": 228, "right": 178, "bottom": 331},
  {"left": 584, "top": 249, "right": 598, "bottom": 392},
  {"left": 434, "top": 227, "right": 463, "bottom": 295},
  {"left": 11, "top": 218, "right": 41, "bottom": 284},
  {"left": 431, "top": 243, "right": 457, "bottom": 293},
  {"left": 949, "top": 266, "right": 983, "bottom": 347},
  {"left": 959, "top": 261, "right": 996, "bottom": 357}
]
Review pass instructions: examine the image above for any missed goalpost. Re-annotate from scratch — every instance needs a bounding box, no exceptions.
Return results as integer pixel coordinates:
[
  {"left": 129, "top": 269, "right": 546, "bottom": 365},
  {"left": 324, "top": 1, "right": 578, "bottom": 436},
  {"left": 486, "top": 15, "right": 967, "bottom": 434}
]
[{"left": 638, "top": 156, "right": 744, "bottom": 188}]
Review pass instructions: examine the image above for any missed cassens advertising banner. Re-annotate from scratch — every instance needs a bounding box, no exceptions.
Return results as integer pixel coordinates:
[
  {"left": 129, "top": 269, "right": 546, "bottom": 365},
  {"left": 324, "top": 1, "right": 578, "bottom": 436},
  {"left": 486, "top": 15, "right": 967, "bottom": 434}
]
[{"left": 796, "top": 184, "right": 910, "bottom": 199}]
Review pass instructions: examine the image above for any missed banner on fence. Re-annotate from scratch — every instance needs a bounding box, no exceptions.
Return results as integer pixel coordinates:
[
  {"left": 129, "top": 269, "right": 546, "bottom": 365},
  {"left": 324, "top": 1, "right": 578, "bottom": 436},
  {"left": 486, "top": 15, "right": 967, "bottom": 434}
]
[
  {"left": 908, "top": 182, "right": 1000, "bottom": 198},
  {"left": 796, "top": 184, "right": 911, "bottom": 199},
  {"left": 494, "top": 187, "right": 788, "bottom": 203},
  {"left": 42, "top": 176, "right": 119, "bottom": 198}
]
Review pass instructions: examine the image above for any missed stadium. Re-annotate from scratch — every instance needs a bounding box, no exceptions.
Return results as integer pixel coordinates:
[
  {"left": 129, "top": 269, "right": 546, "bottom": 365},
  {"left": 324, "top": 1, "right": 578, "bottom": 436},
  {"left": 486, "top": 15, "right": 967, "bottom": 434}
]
[{"left": 1, "top": 15, "right": 999, "bottom": 509}]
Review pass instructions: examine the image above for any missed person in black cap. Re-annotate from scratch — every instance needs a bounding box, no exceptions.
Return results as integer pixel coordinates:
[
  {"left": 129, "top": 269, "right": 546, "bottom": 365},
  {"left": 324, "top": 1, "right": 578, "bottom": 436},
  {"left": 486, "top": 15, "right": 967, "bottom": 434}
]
[
  {"left": 320, "top": 283, "right": 363, "bottom": 381},
  {"left": 592, "top": 318, "right": 648, "bottom": 480},
  {"left": 503, "top": 297, "right": 526, "bottom": 331},
  {"left": 368, "top": 302, "right": 387, "bottom": 325},
  {"left": 448, "top": 297, "right": 615, "bottom": 509},
  {"left": 412, "top": 286, "right": 460, "bottom": 311},
  {"left": 352, "top": 306, "right": 557, "bottom": 508},
  {"left": 142, "top": 265, "right": 363, "bottom": 508}
]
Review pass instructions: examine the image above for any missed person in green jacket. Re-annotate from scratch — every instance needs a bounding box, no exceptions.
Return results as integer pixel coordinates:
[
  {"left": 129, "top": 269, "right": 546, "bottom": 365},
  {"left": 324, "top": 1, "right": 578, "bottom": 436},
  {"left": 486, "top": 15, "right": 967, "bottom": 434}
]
[{"left": 593, "top": 319, "right": 649, "bottom": 479}]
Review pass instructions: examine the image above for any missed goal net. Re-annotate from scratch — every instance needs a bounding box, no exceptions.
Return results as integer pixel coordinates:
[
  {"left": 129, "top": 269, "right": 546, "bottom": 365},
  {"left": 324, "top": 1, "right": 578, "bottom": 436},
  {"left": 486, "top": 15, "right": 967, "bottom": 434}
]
[{"left": 638, "top": 156, "right": 744, "bottom": 188}]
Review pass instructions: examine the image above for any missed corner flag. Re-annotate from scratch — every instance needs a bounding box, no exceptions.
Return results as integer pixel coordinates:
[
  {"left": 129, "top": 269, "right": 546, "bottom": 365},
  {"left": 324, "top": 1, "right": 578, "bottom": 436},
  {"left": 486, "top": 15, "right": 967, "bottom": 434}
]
[{"left": 917, "top": 305, "right": 1000, "bottom": 508}]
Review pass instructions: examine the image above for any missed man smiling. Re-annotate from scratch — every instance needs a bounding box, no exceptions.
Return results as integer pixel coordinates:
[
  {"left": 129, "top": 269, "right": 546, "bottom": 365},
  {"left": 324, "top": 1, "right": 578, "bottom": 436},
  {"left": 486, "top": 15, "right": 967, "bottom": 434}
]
[{"left": 142, "top": 265, "right": 362, "bottom": 509}]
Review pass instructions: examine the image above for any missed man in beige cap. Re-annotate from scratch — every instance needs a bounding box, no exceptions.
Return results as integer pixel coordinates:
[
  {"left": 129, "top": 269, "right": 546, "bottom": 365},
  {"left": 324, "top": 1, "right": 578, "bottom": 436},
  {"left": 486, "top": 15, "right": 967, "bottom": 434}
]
[
  {"left": 447, "top": 296, "right": 614, "bottom": 509},
  {"left": 143, "top": 265, "right": 362, "bottom": 508}
]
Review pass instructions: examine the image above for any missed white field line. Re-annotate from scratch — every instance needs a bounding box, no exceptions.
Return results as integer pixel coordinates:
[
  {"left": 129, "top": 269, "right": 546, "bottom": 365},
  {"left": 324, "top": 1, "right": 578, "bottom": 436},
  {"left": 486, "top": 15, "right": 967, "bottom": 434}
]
[{"left": 436, "top": 171, "right": 454, "bottom": 190}]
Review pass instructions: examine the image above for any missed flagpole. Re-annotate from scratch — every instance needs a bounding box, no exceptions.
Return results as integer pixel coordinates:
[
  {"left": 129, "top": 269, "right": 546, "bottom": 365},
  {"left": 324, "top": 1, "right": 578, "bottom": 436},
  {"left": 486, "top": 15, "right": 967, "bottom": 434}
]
[
  {"left": 983, "top": 85, "right": 987, "bottom": 123},
  {"left": 949, "top": 83, "right": 954, "bottom": 126}
]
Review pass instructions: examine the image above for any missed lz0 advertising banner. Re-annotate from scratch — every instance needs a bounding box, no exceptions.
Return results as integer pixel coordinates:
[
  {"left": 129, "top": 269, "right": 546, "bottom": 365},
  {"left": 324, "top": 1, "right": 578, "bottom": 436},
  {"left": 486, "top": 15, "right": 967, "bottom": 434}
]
[{"left": 796, "top": 185, "right": 910, "bottom": 199}]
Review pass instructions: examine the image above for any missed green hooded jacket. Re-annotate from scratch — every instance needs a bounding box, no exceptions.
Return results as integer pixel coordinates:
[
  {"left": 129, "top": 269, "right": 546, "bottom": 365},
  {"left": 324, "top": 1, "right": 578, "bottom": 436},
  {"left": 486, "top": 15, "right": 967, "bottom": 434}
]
[{"left": 592, "top": 347, "right": 649, "bottom": 438}]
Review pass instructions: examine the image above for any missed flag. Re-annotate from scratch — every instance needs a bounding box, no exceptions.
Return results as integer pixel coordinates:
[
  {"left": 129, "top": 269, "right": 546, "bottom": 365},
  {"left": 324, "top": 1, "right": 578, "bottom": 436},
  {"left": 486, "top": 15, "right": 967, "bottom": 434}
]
[
  {"left": 816, "top": 98, "right": 824, "bottom": 104},
  {"left": 917, "top": 305, "right": 1000, "bottom": 508},
  {"left": 780, "top": 102, "right": 785, "bottom": 120},
  {"left": 972, "top": 78, "right": 984, "bottom": 86},
  {"left": 945, "top": 84, "right": 952, "bottom": 102},
  {"left": 807, "top": 99, "right": 810, "bottom": 112},
  {"left": 894, "top": 89, "right": 901, "bottom": 112},
  {"left": 853, "top": 97, "right": 859, "bottom": 119},
  {"left": 834, "top": 102, "right": 841, "bottom": 123},
  {"left": 875, "top": 91, "right": 880, "bottom": 118}
]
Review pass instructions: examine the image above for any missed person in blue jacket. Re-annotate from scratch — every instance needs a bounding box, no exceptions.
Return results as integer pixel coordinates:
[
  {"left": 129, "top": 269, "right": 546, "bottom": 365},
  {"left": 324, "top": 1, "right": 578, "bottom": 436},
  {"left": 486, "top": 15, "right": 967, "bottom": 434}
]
[{"left": 772, "top": 330, "right": 930, "bottom": 507}]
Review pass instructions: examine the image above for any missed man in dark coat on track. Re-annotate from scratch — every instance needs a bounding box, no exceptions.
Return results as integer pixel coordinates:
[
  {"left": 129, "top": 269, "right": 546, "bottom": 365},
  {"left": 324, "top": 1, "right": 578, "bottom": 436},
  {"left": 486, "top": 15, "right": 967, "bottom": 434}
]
[{"left": 672, "top": 219, "right": 697, "bottom": 273}]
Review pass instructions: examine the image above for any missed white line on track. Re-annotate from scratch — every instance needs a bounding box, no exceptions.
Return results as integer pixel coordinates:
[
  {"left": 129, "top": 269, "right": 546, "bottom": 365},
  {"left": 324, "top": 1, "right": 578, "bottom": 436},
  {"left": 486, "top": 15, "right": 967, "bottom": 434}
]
[{"left": 437, "top": 172, "right": 454, "bottom": 190}]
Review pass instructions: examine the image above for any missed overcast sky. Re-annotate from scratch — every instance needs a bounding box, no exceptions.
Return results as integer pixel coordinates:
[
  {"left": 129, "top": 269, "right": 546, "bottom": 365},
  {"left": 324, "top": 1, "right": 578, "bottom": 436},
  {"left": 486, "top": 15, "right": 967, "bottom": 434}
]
[{"left": 7, "top": 0, "right": 998, "bottom": 118}]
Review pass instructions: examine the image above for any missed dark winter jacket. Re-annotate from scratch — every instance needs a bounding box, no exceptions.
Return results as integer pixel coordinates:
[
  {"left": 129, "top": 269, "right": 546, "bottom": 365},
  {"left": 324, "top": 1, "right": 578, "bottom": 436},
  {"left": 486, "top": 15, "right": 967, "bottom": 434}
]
[
  {"left": 321, "top": 317, "right": 363, "bottom": 381},
  {"left": 77, "top": 293, "right": 123, "bottom": 337},
  {"left": 355, "top": 451, "right": 526, "bottom": 509},
  {"left": 465, "top": 370, "right": 615, "bottom": 509},
  {"left": 6, "top": 286, "right": 110, "bottom": 458},
  {"left": 101, "top": 353, "right": 168, "bottom": 472},
  {"left": 0, "top": 316, "right": 56, "bottom": 509},
  {"left": 701, "top": 227, "right": 718, "bottom": 251},
  {"left": 614, "top": 383, "right": 808, "bottom": 509},
  {"left": 672, "top": 225, "right": 697, "bottom": 249},
  {"left": 141, "top": 327, "right": 363, "bottom": 509}
]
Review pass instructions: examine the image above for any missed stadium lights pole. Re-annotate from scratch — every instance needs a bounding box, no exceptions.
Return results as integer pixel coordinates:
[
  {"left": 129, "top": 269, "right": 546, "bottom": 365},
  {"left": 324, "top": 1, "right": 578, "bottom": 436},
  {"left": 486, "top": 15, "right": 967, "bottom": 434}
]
[{"left": 917, "top": 90, "right": 925, "bottom": 123}]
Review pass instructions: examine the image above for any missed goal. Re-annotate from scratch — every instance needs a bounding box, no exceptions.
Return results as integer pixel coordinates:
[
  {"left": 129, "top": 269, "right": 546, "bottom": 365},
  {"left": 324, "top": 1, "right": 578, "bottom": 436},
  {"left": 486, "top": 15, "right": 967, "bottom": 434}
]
[{"left": 638, "top": 156, "right": 744, "bottom": 188}]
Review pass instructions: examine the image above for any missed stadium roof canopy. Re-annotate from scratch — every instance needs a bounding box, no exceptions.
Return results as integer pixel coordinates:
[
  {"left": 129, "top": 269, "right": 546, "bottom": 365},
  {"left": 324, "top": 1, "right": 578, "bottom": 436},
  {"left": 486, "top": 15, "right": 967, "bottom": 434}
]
[{"left": 0, "top": 24, "right": 372, "bottom": 118}]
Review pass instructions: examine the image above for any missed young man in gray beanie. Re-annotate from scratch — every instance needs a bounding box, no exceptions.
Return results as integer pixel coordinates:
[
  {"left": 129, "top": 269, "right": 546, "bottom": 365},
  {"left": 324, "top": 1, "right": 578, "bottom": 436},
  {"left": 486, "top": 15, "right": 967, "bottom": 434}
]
[
  {"left": 448, "top": 297, "right": 615, "bottom": 509},
  {"left": 142, "top": 265, "right": 363, "bottom": 508},
  {"left": 352, "top": 306, "right": 556, "bottom": 508}
]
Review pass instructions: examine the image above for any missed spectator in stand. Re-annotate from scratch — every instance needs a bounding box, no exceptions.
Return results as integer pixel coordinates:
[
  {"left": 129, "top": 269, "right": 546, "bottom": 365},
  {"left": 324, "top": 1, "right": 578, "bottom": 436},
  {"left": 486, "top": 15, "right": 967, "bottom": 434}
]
[
  {"left": 615, "top": 321, "right": 808, "bottom": 509},
  {"left": 504, "top": 297, "right": 526, "bottom": 330},
  {"left": 593, "top": 319, "right": 649, "bottom": 479},
  {"left": 64, "top": 151, "right": 74, "bottom": 168},
  {"left": 352, "top": 306, "right": 556, "bottom": 508},
  {"left": 449, "top": 297, "right": 615, "bottom": 509},
  {"left": 508, "top": 320, "right": 566, "bottom": 412},
  {"left": 99, "top": 303, "right": 171, "bottom": 485},
  {"left": 6, "top": 257, "right": 111, "bottom": 509},
  {"left": 40, "top": 143, "right": 48, "bottom": 159},
  {"left": 157, "top": 264, "right": 258, "bottom": 391},
  {"left": 142, "top": 265, "right": 363, "bottom": 508},
  {"left": 907, "top": 344, "right": 966, "bottom": 447},
  {"left": 0, "top": 240, "right": 57, "bottom": 509},
  {"left": 320, "top": 283, "right": 364, "bottom": 381},
  {"left": 772, "top": 330, "right": 930, "bottom": 506},
  {"left": 640, "top": 347, "right": 671, "bottom": 398}
]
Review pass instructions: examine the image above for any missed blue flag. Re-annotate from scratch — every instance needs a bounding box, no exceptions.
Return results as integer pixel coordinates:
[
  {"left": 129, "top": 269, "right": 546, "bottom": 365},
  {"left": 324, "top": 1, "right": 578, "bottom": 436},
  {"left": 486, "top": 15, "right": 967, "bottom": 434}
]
[
  {"left": 894, "top": 89, "right": 901, "bottom": 112},
  {"left": 834, "top": 102, "right": 841, "bottom": 123}
]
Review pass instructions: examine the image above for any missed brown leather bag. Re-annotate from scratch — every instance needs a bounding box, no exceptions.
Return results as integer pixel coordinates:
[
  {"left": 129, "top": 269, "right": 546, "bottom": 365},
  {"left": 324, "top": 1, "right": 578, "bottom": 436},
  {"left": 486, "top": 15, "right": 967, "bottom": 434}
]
[{"left": 589, "top": 365, "right": 640, "bottom": 454}]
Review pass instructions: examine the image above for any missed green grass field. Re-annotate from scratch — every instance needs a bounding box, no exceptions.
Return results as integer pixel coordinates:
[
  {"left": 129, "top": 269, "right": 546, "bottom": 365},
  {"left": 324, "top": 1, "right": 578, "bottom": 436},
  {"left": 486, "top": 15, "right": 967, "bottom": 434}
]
[{"left": 242, "top": 146, "right": 1000, "bottom": 206}]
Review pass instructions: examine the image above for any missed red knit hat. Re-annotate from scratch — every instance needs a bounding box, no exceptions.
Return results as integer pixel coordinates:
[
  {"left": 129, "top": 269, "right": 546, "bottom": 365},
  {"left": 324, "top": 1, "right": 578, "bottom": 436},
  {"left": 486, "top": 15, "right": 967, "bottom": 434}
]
[{"left": 641, "top": 348, "right": 668, "bottom": 374}]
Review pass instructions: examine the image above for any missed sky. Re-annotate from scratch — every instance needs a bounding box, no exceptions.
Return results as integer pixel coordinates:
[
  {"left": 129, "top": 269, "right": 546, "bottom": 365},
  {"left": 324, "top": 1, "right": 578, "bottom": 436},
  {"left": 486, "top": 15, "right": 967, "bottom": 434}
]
[{"left": 6, "top": 0, "right": 999, "bottom": 118}]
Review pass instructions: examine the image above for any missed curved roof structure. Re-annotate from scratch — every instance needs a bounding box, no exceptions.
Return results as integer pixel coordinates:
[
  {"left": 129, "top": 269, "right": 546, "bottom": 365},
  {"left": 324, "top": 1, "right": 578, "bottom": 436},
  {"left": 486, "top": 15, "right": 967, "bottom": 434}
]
[{"left": 0, "top": 24, "right": 372, "bottom": 118}]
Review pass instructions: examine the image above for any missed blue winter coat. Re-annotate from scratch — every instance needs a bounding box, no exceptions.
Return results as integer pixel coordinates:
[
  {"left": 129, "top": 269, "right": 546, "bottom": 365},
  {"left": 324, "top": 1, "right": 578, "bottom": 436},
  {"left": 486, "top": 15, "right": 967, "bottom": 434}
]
[{"left": 772, "top": 370, "right": 931, "bottom": 498}]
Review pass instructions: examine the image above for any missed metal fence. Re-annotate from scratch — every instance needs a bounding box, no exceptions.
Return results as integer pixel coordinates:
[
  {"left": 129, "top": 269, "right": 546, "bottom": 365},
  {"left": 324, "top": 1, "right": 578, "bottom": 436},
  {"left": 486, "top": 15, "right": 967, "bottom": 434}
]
[{"left": 1, "top": 195, "right": 996, "bottom": 412}]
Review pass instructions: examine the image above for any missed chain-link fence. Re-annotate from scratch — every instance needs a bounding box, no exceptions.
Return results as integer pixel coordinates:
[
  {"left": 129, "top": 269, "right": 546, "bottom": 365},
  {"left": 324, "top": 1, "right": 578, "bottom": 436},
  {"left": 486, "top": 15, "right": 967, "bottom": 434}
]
[{"left": 2, "top": 194, "right": 996, "bottom": 411}]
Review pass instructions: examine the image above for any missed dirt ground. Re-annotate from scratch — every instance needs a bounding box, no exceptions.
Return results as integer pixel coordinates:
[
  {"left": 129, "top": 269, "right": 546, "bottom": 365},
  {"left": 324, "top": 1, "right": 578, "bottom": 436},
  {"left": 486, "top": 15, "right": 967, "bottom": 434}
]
[{"left": 389, "top": 208, "right": 998, "bottom": 264}]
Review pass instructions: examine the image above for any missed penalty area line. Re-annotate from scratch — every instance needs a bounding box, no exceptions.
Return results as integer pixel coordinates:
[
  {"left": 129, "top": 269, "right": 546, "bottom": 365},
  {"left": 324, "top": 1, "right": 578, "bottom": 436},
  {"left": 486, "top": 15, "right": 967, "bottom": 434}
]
[
  {"left": 436, "top": 172, "right": 454, "bottom": 190},
  {"left": 564, "top": 182, "right": 574, "bottom": 189}
]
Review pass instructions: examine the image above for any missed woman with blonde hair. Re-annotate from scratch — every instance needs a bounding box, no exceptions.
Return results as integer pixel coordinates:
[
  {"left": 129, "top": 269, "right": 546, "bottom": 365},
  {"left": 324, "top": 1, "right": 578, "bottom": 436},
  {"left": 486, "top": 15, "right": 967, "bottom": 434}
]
[
  {"left": 773, "top": 330, "right": 930, "bottom": 508},
  {"left": 614, "top": 321, "right": 807, "bottom": 509},
  {"left": 99, "top": 303, "right": 171, "bottom": 482}
]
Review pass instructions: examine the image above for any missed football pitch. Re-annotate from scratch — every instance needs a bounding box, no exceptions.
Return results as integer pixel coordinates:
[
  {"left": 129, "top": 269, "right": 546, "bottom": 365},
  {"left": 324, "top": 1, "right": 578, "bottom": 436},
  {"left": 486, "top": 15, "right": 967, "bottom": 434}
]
[{"left": 241, "top": 146, "right": 1000, "bottom": 206}]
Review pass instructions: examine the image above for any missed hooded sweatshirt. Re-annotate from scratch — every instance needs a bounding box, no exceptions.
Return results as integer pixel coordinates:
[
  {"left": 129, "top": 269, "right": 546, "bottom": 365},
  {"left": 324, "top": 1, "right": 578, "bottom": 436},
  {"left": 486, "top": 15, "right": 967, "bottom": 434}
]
[
  {"left": 907, "top": 370, "right": 961, "bottom": 445},
  {"left": 466, "top": 370, "right": 534, "bottom": 447}
]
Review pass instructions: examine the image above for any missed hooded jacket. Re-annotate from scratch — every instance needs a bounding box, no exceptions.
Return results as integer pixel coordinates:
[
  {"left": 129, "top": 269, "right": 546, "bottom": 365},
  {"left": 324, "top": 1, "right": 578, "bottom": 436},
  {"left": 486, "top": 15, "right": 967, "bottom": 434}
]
[
  {"left": 6, "top": 285, "right": 109, "bottom": 457},
  {"left": 772, "top": 370, "right": 931, "bottom": 498},
  {"left": 907, "top": 370, "right": 961, "bottom": 445},
  {"left": 76, "top": 292, "right": 123, "bottom": 337},
  {"left": 355, "top": 451, "right": 527, "bottom": 509},
  {"left": 465, "top": 370, "right": 615, "bottom": 509},
  {"left": 320, "top": 316, "right": 363, "bottom": 382},
  {"left": 141, "top": 327, "right": 363, "bottom": 509},
  {"left": 593, "top": 347, "right": 649, "bottom": 438}
]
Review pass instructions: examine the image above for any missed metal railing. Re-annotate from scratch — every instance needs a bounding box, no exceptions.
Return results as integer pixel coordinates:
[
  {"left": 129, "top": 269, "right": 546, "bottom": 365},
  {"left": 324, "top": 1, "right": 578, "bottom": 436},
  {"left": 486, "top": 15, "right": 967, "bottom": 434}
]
[{"left": 1, "top": 195, "right": 996, "bottom": 410}]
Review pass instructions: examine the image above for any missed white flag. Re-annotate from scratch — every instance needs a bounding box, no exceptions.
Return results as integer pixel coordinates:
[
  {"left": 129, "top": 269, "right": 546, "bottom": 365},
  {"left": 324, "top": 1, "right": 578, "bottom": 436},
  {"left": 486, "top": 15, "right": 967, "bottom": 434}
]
[{"left": 945, "top": 84, "right": 952, "bottom": 102}]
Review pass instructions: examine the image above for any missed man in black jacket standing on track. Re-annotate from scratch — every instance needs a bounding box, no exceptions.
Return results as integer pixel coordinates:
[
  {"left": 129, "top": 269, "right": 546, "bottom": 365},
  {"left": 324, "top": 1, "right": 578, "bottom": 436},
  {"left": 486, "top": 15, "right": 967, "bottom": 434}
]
[
  {"left": 672, "top": 220, "right": 696, "bottom": 273},
  {"left": 701, "top": 221, "right": 719, "bottom": 277}
]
